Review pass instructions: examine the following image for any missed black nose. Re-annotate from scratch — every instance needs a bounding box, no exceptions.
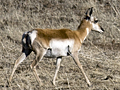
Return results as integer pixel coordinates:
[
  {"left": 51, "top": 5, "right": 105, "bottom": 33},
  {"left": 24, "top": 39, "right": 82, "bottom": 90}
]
[{"left": 100, "top": 26, "right": 104, "bottom": 32}]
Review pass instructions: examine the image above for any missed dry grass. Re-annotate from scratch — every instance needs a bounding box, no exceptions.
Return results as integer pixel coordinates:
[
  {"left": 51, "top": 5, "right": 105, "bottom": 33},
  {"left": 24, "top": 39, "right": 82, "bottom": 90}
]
[{"left": 0, "top": 0, "right": 120, "bottom": 90}]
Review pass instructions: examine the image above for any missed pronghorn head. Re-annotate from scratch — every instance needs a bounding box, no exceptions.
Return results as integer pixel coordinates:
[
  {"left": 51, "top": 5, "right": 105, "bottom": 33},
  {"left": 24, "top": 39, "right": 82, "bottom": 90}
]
[{"left": 85, "top": 7, "right": 104, "bottom": 32}]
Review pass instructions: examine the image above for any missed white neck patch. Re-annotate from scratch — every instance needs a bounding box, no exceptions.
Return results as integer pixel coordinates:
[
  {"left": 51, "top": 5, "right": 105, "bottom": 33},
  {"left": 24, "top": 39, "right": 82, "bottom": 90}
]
[
  {"left": 83, "top": 28, "right": 90, "bottom": 41},
  {"left": 86, "top": 28, "right": 90, "bottom": 36}
]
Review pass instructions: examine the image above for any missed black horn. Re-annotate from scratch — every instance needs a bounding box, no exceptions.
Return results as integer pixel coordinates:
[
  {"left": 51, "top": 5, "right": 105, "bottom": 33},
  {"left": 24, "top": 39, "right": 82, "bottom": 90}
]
[{"left": 85, "top": 8, "right": 91, "bottom": 16}]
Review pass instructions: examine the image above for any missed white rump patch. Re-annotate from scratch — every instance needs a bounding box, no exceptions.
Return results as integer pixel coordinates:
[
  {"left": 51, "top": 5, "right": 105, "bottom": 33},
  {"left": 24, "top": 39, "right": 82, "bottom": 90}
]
[
  {"left": 28, "top": 30, "right": 37, "bottom": 44},
  {"left": 49, "top": 39, "right": 74, "bottom": 57}
]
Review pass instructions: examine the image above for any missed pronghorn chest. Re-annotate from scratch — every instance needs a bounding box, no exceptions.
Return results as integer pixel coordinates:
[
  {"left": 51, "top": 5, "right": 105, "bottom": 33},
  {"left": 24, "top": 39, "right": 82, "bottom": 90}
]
[{"left": 45, "top": 39, "right": 74, "bottom": 57}]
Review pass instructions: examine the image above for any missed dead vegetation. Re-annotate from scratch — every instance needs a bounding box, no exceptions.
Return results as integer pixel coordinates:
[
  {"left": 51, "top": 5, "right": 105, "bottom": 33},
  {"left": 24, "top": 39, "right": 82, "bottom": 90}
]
[{"left": 0, "top": 0, "right": 120, "bottom": 90}]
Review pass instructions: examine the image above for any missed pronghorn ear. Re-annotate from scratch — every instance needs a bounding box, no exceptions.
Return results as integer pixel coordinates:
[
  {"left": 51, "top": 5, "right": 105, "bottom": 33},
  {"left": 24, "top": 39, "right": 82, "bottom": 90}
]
[
  {"left": 89, "top": 7, "right": 93, "bottom": 16},
  {"left": 85, "top": 8, "right": 91, "bottom": 16},
  {"left": 85, "top": 7, "right": 93, "bottom": 20},
  {"left": 86, "top": 7, "right": 93, "bottom": 16}
]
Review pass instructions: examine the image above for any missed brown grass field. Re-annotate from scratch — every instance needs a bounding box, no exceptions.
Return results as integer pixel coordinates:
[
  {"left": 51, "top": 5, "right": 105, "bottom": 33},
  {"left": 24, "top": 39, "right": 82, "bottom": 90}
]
[{"left": 0, "top": 0, "right": 120, "bottom": 90}]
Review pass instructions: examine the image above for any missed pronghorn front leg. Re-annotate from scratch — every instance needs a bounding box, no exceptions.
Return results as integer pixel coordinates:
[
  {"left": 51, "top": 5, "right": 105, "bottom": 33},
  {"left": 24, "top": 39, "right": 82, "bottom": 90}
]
[
  {"left": 9, "top": 49, "right": 31, "bottom": 83},
  {"left": 72, "top": 51, "right": 91, "bottom": 86},
  {"left": 30, "top": 48, "right": 46, "bottom": 86},
  {"left": 53, "top": 57, "right": 62, "bottom": 85}
]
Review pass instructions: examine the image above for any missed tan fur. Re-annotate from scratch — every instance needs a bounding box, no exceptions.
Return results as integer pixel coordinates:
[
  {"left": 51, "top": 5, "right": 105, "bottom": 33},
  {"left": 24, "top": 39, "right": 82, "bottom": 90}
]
[
  {"left": 34, "top": 28, "right": 82, "bottom": 52},
  {"left": 33, "top": 20, "right": 91, "bottom": 52}
]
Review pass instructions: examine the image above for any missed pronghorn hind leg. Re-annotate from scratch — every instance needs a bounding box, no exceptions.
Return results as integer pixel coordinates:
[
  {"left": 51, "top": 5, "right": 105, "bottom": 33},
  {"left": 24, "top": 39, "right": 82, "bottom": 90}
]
[
  {"left": 71, "top": 51, "right": 91, "bottom": 86},
  {"left": 9, "top": 49, "right": 31, "bottom": 83},
  {"left": 53, "top": 57, "right": 62, "bottom": 86},
  {"left": 30, "top": 48, "right": 46, "bottom": 86}
]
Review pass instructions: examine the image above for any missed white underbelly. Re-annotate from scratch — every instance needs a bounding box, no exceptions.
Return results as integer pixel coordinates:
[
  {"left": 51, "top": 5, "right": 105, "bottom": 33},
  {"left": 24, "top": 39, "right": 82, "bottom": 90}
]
[{"left": 48, "top": 39, "right": 74, "bottom": 57}]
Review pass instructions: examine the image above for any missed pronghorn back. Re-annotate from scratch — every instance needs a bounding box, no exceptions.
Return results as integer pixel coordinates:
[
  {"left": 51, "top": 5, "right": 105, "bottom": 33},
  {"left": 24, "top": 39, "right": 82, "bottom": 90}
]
[{"left": 34, "top": 28, "right": 80, "bottom": 45}]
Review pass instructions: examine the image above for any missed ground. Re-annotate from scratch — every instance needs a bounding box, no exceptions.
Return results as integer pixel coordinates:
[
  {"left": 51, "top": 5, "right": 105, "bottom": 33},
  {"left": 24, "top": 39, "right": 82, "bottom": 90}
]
[{"left": 0, "top": 0, "right": 120, "bottom": 90}]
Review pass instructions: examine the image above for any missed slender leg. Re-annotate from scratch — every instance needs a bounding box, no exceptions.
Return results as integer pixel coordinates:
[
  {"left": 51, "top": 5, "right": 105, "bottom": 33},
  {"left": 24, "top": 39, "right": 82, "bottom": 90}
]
[
  {"left": 71, "top": 51, "right": 91, "bottom": 86},
  {"left": 30, "top": 48, "right": 46, "bottom": 86},
  {"left": 9, "top": 49, "right": 31, "bottom": 83},
  {"left": 53, "top": 57, "right": 62, "bottom": 86}
]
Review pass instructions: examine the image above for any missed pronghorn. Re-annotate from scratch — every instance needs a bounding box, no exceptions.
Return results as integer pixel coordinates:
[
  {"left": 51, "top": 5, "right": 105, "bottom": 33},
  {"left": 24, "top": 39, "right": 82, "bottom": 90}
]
[{"left": 9, "top": 7, "right": 104, "bottom": 86}]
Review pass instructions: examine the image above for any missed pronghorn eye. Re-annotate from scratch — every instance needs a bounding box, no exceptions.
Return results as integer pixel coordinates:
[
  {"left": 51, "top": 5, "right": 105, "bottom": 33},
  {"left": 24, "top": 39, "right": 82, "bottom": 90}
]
[{"left": 94, "top": 20, "right": 98, "bottom": 23}]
